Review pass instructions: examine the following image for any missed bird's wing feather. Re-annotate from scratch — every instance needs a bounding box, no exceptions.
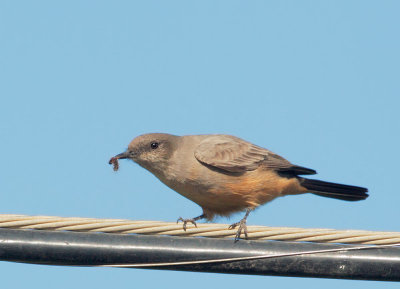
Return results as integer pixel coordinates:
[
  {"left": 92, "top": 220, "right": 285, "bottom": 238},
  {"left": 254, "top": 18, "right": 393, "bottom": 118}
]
[{"left": 194, "top": 135, "right": 315, "bottom": 174}]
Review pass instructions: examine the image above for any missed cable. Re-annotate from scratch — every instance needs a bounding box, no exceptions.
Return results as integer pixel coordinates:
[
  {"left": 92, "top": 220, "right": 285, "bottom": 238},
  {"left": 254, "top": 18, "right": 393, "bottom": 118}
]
[{"left": 0, "top": 214, "right": 398, "bottom": 245}]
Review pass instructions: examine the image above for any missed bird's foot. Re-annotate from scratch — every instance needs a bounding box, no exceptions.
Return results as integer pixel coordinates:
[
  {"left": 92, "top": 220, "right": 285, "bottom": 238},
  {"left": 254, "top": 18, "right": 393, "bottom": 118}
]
[
  {"left": 229, "top": 218, "right": 248, "bottom": 242},
  {"left": 228, "top": 208, "right": 252, "bottom": 242},
  {"left": 176, "top": 214, "right": 206, "bottom": 231},
  {"left": 176, "top": 217, "right": 198, "bottom": 231}
]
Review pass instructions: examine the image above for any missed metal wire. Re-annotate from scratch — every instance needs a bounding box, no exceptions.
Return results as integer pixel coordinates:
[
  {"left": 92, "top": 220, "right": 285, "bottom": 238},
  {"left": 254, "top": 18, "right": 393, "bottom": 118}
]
[
  {"left": 99, "top": 243, "right": 400, "bottom": 268},
  {"left": 0, "top": 214, "right": 398, "bottom": 245}
]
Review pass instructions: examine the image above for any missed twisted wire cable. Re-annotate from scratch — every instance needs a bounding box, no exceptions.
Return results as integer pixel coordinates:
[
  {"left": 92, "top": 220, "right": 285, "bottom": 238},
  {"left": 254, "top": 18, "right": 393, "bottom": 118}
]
[{"left": 0, "top": 214, "right": 397, "bottom": 245}]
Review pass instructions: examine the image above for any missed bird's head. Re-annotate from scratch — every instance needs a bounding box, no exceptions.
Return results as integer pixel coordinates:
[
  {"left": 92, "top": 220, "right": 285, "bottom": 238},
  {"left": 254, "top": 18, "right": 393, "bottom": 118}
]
[{"left": 110, "top": 133, "right": 179, "bottom": 173}]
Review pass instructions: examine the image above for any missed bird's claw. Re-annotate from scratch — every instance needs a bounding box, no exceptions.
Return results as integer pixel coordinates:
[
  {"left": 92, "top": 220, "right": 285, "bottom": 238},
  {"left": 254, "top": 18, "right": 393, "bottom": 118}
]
[
  {"left": 229, "top": 219, "right": 248, "bottom": 242},
  {"left": 177, "top": 217, "right": 198, "bottom": 231}
]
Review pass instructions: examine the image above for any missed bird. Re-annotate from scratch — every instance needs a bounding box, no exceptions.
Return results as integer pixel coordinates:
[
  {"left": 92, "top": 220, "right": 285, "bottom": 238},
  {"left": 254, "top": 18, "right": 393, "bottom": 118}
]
[{"left": 109, "top": 133, "right": 368, "bottom": 241}]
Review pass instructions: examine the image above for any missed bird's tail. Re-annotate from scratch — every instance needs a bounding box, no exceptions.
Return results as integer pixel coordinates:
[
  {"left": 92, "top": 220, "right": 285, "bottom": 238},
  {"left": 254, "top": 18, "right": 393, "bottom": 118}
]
[{"left": 300, "top": 178, "right": 368, "bottom": 201}]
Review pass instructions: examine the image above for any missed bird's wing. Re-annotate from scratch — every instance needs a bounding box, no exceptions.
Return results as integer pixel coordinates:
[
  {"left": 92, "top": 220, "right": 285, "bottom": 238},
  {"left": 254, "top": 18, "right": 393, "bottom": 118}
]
[{"left": 194, "top": 135, "right": 316, "bottom": 175}]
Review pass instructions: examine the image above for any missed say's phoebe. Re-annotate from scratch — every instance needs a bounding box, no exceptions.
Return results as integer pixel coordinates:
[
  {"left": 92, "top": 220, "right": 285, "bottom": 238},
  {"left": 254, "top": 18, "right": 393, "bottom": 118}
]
[{"left": 109, "top": 133, "right": 368, "bottom": 241}]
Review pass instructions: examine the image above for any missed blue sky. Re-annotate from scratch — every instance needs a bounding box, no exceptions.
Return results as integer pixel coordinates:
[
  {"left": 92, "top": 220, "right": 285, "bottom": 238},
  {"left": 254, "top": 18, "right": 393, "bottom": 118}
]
[{"left": 1, "top": 1, "right": 399, "bottom": 288}]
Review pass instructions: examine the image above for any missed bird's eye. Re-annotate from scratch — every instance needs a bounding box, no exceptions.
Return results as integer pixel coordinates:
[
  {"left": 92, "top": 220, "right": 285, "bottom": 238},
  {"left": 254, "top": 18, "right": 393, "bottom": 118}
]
[{"left": 150, "top": 142, "right": 159, "bottom": 149}]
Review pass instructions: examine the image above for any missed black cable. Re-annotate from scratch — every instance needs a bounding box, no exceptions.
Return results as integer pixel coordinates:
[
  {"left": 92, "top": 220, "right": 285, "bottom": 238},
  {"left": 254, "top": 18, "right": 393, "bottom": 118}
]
[{"left": 0, "top": 228, "right": 399, "bottom": 281}]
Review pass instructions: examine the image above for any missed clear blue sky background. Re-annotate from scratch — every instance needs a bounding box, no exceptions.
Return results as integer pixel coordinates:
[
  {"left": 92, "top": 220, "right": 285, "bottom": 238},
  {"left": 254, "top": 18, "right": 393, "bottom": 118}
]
[{"left": 1, "top": 1, "right": 399, "bottom": 288}]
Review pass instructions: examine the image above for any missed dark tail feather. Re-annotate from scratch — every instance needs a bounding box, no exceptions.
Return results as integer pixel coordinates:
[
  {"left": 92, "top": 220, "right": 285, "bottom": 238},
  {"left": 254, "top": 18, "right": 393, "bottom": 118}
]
[{"left": 300, "top": 178, "right": 369, "bottom": 201}]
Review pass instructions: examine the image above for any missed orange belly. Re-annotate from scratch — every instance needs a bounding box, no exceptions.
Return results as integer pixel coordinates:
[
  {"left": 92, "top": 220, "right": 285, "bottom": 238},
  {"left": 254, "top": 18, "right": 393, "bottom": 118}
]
[{"left": 197, "top": 169, "right": 306, "bottom": 219}]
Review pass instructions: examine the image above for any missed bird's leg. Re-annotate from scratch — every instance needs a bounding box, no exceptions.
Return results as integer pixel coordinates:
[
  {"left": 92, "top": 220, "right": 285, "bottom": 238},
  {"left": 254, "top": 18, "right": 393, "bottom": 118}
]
[
  {"left": 177, "top": 214, "right": 206, "bottom": 231},
  {"left": 228, "top": 208, "right": 252, "bottom": 242}
]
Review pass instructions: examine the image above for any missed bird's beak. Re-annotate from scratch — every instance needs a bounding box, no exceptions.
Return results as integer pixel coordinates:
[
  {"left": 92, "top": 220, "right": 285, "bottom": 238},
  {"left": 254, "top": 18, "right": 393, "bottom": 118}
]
[
  {"left": 109, "top": 150, "right": 137, "bottom": 171},
  {"left": 113, "top": 151, "right": 132, "bottom": 160},
  {"left": 109, "top": 150, "right": 135, "bottom": 163}
]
